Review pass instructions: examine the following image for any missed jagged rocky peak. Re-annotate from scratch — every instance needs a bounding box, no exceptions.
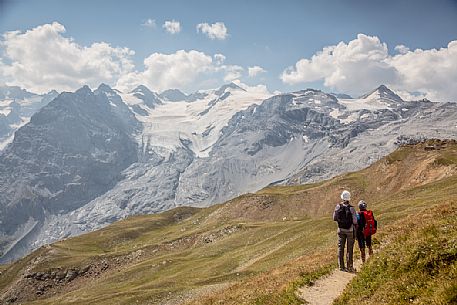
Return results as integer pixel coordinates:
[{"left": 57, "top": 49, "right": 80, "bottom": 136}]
[
  {"left": 130, "top": 85, "right": 162, "bottom": 108},
  {"left": 95, "top": 84, "right": 122, "bottom": 100},
  {"left": 215, "top": 82, "right": 246, "bottom": 96},
  {"left": 131, "top": 84, "right": 153, "bottom": 94},
  {"left": 0, "top": 85, "right": 139, "bottom": 263},
  {"left": 74, "top": 85, "right": 92, "bottom": 96},
  {"left": 96, "top": 83, "right": 114, "bottom": 93},
  {"left": 360, "top": 84, "right": 403, "bottom": 103},
  {"left": 159, "top": 88, "right": 188, "bottom": 102}
]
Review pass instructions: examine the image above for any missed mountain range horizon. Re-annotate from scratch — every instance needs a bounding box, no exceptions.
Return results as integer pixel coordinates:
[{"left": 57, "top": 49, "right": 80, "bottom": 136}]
[
  {"left": 1, "top": 79, "right": 456, "bottom": 264},
  {"left": 1, "top": 82, "right": 439, "bottom": 103}
]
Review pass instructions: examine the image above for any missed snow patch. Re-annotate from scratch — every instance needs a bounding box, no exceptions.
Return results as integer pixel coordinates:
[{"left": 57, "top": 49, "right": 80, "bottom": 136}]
[
  {"left": 0, "top": 107, "right": 12, "bottom": 116},
  {"left": 330, "top": 109, "right": 343, "bottom": 119},
  {"left": 340, "top": 112, "right": 359, "bottom": 124},
  {"left": 339, "top": 98, "right": 391, "bottom": 111}
]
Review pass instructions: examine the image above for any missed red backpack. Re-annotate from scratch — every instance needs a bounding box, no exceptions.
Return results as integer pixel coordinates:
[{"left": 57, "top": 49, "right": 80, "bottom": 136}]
[{"left": 362, "top": 210, "right": 377, "bottom": 237}]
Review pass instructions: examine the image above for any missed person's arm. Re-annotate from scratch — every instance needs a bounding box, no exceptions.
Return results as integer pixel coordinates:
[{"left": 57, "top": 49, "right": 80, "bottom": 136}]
[
  {"left": 333, "top": 204, "right": 340, "bottom": 221},
  {"left": 361, "top": 212, "right": 366, "bottom": 229}
]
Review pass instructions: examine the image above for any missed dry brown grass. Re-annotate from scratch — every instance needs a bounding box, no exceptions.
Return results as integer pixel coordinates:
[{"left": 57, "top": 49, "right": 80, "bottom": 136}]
[{"left": 185, "top": 251, "right": 336, "bottom": 305}]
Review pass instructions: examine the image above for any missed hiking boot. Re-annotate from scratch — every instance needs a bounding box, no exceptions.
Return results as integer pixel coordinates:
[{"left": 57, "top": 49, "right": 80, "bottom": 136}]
[{"left": 339, "top": 267, "right": 347, "bottom": 272}]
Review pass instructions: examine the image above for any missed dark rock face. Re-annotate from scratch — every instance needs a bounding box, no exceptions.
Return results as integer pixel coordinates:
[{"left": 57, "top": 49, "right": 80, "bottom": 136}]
[
  {"left": 0, "top": 86, "right": 139, "bottom": 262},
  {"left": 217, "top": 93, "right": 341, "bottom": 156}
]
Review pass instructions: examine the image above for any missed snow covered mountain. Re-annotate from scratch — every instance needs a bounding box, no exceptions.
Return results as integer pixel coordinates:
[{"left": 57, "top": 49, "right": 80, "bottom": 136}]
[
  {"left": 1, "top": 83, "right": 456, "bottom": 262},
  {"left": 359, "top": 84, "right": 403, "bottom": 104},
  {"left": 0, "top": 86, "right": 58, "bottom": 150}
]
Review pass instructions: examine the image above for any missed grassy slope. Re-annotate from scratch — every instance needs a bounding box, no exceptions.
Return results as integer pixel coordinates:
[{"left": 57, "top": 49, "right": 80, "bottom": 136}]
[
  {"left": 189, "top": 141, "right": 457, "bottom": 305},
  {"left": 0, "top": 140, "right": 456, "bottom": 305}
]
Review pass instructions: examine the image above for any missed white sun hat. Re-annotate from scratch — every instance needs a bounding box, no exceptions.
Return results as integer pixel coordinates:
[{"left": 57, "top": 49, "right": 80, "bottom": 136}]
[{"left": 340, "top": 190, "right": 351, "bottom": 201}]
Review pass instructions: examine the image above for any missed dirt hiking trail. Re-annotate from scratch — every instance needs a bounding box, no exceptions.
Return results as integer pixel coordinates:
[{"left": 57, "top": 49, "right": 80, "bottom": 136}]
[{"left": 298, "top": 260, "right": 362, "bottom": 305}]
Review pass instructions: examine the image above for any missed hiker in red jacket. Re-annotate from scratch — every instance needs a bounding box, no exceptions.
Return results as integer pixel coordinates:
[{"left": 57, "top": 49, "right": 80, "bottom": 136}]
[
  {"left": 356, "top": 200, "right": 377, "bottom": 262},
  {"left": 333, "top": 190, "right": 358, "bottom": 272}
]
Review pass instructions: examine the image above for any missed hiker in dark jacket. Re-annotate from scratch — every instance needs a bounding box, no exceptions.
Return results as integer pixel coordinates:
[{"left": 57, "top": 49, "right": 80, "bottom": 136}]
[
  {"left": 356, "top": 200, "right": 377, "bottom": 262},
  {"left": 333, "top": 190, "right": 358, "bottom": 272}
]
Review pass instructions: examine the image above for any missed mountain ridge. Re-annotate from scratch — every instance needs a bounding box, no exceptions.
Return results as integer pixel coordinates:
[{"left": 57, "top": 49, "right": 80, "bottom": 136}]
[
  {"left": 0, "top": 86, "right": 139, "bottom": 262},
  {"left": 1, "top": 83, "right": 457, "bottom": 263}
]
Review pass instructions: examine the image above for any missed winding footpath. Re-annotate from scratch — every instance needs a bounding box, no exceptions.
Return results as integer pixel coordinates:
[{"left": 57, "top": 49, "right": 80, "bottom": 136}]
[{"left": 298, "top": 260, "right": 362, "bottom": 305}]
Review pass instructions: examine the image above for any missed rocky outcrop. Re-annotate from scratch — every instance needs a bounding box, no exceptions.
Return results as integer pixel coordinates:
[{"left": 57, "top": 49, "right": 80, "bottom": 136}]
[{"left": 0, "top": 86, "right": 139, "bottom": 262}]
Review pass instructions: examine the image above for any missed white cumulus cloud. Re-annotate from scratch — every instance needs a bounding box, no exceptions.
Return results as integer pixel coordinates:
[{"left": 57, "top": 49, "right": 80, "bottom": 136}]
[
  {"left": 394, "top": 44, "right": 409, "bottom": 54},
  {"left": 142, "top": 18, "right": 156, "bottom": 28},
  {"left": 116, "top": 50, "right": 245, "bottom": 92},
  {"left": 281, "top": 33, "right": 457, "bottom": 101},
  {"left": 389, "top": 41, "right": 457, "bottom": 101},
  {"left": 214, "top": 53, "right": 226, "bottom": 65},
  {"left": 222, "top": 65, "right": 243, "bottom": 82},
  {"left": 248, "top": 66, "right": 266, "bottom": 77},
  {"left": 0, "top": 22, "right": 264, "bottom": 95},
  {"left": 281, "top": 34, "right": 398, "bottom": 95},
  {"left": 163, "top": 20, "right": 181, "bottom": 34},
  {"left": 196, "top": 22, "right": 228, "bottom": 40},
  {"left": 117, "top": 50, "right": 212, "bottom": 92},
  {"left": 0, "top": 22, "right": 135, "bottom": 94}
]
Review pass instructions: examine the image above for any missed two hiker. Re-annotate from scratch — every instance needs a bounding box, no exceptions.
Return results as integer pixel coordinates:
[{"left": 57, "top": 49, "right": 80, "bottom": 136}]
[{"left": 333, "top": 190, "right": 377, "bottom": 272}]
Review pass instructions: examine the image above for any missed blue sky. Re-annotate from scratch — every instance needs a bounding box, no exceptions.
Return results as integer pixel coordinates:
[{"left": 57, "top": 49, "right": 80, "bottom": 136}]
[{"left": 1, "top": 0, "right": 457, "bottom": 100}]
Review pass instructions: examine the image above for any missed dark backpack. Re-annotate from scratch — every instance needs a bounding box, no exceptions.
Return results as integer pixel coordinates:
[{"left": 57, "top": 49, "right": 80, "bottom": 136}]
[
  {"left": 337, "top": 204, "right": 353, "bottom": 229},
  {"left": 362, "top": 210, "right": 377, "bottom": 237}
]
